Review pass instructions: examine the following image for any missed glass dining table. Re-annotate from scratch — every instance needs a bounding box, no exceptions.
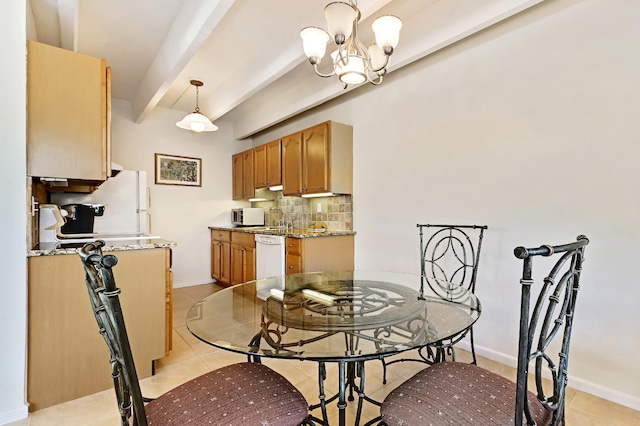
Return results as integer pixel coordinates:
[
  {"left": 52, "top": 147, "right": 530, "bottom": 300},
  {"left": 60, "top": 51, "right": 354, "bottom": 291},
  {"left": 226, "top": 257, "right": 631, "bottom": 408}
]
[{"left": 186, "top": 270, "right": 481, "bottom": 426}]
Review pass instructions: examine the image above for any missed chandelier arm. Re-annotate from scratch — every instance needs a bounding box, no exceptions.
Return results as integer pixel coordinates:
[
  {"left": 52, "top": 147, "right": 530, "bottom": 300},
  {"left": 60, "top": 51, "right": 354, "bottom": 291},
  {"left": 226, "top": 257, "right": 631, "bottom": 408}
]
[
  {"left": 312, "top": 62, "right": 337, "bottom": 79},
  {"left": 368, "top": 53, "right": 391, "bottom": 74}
]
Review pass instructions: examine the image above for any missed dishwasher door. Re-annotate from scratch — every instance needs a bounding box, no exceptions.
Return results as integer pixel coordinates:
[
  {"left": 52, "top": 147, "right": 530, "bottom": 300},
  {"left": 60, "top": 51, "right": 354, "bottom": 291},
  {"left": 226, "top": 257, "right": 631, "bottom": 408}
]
[{"left": 255, "top": 234, "right": 286, "bottom": 280}]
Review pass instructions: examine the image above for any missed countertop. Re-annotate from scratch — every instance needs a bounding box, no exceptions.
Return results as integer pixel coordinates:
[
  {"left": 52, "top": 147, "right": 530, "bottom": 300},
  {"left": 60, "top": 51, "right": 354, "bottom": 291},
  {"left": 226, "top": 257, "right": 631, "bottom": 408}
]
[
  {"left": 208, "top": 225, "right": 356, "bottom": 238},
  {"left": 28, "top": 238, "right": 177, "bottom": 257}
]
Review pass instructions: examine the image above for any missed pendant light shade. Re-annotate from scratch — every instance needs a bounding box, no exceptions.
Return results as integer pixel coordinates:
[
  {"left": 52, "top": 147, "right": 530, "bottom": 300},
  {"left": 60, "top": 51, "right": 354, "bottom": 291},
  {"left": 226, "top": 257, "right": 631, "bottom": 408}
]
[{"left": 176, "top": 80, "right": 218, "bottom": 132}]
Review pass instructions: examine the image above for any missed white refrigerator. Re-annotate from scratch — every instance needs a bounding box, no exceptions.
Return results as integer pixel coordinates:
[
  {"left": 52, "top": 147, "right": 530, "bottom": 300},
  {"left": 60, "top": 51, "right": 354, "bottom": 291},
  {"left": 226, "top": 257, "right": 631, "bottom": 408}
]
[{"left": 51, "top": 170, "right": 150, "bottom": 234}]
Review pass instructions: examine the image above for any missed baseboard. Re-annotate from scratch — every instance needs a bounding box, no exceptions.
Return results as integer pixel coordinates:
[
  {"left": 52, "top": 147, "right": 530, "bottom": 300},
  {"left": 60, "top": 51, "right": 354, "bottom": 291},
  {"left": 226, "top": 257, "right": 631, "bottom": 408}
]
[
  {"left": 0, "top": 404, "right": 28, "bottom": 425},
  {"left": 172, "top": 278, "right": 216, "bottom": 289},
  {"left": 469, "top": 343, "right": 640, "bottom": 411}
]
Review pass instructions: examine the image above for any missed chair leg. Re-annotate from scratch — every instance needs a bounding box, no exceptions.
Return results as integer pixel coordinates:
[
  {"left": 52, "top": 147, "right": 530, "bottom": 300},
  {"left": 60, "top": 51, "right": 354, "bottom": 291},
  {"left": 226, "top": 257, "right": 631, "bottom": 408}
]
[{"left": 470, "top": 327, "right": 477, "bottom": 365}]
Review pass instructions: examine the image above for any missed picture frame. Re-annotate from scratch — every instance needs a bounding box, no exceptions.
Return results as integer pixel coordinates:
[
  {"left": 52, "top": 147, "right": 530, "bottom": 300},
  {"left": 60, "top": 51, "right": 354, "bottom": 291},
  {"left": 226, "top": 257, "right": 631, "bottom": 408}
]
[{"left": 155, "top": 153, "right": 202, "bottom": 186}]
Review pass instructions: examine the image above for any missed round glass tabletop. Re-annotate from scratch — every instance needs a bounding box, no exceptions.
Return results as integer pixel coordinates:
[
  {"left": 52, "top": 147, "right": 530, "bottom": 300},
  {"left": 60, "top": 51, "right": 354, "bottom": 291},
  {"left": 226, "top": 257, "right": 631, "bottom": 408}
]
[{"left": 186, "top": 270, "right": 481, "bottom": 361}]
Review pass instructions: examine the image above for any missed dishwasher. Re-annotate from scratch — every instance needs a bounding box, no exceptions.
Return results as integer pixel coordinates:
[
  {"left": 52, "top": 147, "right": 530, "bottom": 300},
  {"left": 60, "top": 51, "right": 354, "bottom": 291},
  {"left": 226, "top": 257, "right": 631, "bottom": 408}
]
[{"left": 255, "top": 234, "right": 286, "bottom": 280}]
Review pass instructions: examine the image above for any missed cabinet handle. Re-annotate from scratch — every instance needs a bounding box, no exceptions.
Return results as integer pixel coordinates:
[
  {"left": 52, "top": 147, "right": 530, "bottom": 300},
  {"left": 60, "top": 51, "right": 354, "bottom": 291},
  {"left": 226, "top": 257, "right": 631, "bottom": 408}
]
[{"left": 288, "top": 265, "right": 293, "bottom": 269}]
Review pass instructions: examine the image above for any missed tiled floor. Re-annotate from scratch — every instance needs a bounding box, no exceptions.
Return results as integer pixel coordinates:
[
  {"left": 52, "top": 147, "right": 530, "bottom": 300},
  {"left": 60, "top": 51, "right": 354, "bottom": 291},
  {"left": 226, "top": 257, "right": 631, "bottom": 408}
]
[{"left": 10, "top": 283, "right": 640, "bottom": 425}]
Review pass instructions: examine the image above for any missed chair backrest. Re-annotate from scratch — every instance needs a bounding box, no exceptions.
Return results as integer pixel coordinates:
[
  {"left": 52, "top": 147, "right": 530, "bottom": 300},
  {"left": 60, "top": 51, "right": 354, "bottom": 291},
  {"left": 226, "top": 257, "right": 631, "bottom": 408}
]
[
  {"left": 79, "top": 241, "right": 148, "bottom": 426},
  {"left": 418, "top": 224, "right": 488, "bottom": 297},
  {"left": 513, "top": 235, "right": 589, "bottom": 426}
]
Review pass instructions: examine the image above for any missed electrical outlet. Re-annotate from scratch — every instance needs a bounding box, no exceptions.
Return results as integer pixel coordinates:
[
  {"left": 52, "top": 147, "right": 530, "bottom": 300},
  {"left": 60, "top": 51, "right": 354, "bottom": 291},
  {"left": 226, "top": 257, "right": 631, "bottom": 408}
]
[{"left": 317, "top": 203, "right": 322, "bottom": 213}]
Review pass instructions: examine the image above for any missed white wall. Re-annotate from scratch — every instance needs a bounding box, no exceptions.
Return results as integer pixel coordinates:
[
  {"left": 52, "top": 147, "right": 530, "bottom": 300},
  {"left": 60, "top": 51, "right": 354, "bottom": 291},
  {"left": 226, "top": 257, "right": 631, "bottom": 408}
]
[
  {"left": 250, "top": 0, "right": 640, "bottom": 410},
  {"left": 0, "top": 0, "right": 28, "bottom": 423},
  {"left": 111, "top": 100, "right": 251, "bottom": 287}
]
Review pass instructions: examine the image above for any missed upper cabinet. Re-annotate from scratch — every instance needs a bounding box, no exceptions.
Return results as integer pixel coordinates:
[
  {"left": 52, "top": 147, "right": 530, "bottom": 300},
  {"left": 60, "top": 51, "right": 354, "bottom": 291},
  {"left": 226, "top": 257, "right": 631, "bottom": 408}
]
[
  {"left": 27, "top": 41, "right": 112, "bottom": 183},
  {"left": 254, "top": 139, "right": 282, "bottom": 189},
  {"left": 282, "top": 121, "right": 353, "bottom": 197},
  {"left": 232, "top": 149, "right": 255, "bottom": 200}
]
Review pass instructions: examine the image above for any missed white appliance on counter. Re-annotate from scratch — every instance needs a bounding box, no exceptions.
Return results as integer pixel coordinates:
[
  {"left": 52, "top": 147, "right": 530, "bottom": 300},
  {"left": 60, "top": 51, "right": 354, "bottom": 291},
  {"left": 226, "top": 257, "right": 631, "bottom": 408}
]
[
  {"left": 255, "top": 234, "right": 286, "bottom": 280},
  {"left": 231, "top": 208, "right": 264, "bottom": 226},
  {"left": 51, "top": 170, "right": 150, "bottom": 234}
]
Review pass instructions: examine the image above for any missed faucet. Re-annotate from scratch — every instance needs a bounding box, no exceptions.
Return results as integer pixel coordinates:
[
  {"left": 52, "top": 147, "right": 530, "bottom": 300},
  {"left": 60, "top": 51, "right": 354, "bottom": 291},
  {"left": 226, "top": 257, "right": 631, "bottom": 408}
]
[{"left": 268, "top": 207, "right": 284, "bottom": 228}]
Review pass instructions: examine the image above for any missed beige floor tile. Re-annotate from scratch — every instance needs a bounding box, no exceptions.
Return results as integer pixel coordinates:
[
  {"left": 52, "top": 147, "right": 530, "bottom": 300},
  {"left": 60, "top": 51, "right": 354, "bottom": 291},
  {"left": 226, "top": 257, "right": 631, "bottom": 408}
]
[{"left": 569, "top": 390, "right": 640, "bottom": 425}]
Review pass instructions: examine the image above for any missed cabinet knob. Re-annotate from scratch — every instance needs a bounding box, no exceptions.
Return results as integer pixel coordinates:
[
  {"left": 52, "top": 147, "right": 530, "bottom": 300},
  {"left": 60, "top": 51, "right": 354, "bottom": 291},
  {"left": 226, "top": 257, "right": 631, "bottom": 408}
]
[{"left": 288, "top": 265, "right": 293, "bottom": 269}]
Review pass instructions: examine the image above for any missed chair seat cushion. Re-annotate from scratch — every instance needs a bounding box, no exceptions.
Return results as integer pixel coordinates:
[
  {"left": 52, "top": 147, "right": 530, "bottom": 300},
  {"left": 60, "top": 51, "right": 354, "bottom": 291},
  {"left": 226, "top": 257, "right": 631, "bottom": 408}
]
[
  {"left": 145, "top": 362, "right": 308, "bottom": 426},
  {"left": 381, "top": 362, "right": 553, "bottom": 426}
]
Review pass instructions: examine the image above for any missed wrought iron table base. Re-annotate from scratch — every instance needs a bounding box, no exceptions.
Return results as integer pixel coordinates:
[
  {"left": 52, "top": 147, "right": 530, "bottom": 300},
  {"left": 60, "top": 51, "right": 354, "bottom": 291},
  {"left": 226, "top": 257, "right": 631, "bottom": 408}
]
[{"left": 307, "top": 360, "right": 383, "bottom": 426}]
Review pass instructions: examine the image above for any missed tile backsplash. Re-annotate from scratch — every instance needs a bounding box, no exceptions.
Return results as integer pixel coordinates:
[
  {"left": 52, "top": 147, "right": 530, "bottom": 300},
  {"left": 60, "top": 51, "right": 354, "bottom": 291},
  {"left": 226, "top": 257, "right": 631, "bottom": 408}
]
[{"left": 254, "top": 194, "right": 352, "bottom": 230}]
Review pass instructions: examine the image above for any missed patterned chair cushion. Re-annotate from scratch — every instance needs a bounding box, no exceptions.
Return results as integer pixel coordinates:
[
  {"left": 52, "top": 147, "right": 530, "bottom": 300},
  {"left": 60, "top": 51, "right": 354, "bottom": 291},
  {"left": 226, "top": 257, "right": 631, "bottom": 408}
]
[
  {"left": 145, "top": 362, "right": 308, "bottom": 426},
  {"left": 381, "top": 362, "right": 553, "bottom": 426}
]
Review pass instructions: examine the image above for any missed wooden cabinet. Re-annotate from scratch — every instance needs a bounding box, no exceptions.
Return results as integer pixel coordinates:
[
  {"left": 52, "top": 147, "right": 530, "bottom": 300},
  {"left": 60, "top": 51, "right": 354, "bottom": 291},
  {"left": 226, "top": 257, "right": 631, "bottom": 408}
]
[
  {"left": 232, "top": 149, "right": 255, "bottom": 200},
  {"left": 211, "top": 230, "right": 256, "bottom": 287},
  {"left": 27, "top": 40, "right": 111, "bottom": 183},
  {"left": 285, "top": 235, "right": 355, "bottom": 274},
  {"left": 27, "top": 248, "right": 170, "bottom": 410},
  {"left": 254, "top": 139, "right": 282, "bottom": 189},
  {"left": 231, "top": 232, "right": 256, "bottom": 286},
  {"left": 282, "top": 121, "right": 353, "bottom": 196},
  {"left": 211, "top": 229, "right": 231, "bottom": 285}
]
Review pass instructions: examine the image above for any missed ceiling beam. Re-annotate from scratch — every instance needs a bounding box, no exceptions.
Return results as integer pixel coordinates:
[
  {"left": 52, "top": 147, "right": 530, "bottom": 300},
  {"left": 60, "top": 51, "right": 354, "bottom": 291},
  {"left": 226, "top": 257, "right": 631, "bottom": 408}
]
[
  {"left": 229, "top": 0, "right": 546, "bottom": 139},
  {"left": 130, "top": 0, "right": 236, "bottom": 124}
]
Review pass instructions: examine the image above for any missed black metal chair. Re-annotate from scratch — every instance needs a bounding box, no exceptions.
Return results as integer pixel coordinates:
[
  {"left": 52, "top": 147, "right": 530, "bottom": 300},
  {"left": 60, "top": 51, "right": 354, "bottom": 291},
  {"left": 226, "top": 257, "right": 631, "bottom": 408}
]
[
  {"left": 79, "top": 240, "right": 310, "bottom": 426},
  {"left": 381, "top": 224, "right": 488, "bottom": 383},
  {"left": 379, "top": 235, "right": 589, "bottom": 426}
]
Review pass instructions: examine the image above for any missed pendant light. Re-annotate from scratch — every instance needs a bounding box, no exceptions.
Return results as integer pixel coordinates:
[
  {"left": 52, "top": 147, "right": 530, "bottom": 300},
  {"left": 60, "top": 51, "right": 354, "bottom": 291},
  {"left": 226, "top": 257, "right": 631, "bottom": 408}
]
[{"left": 176, "top": 79, "right": 218, "bottom": 132}]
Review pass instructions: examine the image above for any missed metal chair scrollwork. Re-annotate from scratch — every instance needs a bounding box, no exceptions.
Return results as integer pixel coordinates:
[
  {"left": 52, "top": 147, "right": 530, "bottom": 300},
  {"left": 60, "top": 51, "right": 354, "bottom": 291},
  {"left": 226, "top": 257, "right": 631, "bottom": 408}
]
[
  {"left": 381, "top": 224, "right": 488, "bottom": 383},
  {"left": 79, "top": 240, "right": 310, "bottom": 426},
  {"left": 379, "top": 235, "right": 589, "bottom": 426}
]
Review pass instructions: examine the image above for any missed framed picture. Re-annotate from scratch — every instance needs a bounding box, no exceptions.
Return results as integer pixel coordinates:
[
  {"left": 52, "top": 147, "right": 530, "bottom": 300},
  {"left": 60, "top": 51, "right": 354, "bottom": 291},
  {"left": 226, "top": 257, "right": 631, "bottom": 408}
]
[{"left": 155, "top": 153, "right": 202, "bottom": 186}]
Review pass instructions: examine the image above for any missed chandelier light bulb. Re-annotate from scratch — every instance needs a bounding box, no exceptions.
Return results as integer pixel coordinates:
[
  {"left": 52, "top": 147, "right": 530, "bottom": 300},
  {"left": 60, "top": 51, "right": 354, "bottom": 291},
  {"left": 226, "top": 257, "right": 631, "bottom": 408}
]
[
  {"left": 301, "top": 27, "right": 330, "bottom": 62},
  {"left": 324, "top": 2, "right": 357, "bottom": 43},
  {"left": 372, "top": 15, "right": 402, "bottom": 51}
]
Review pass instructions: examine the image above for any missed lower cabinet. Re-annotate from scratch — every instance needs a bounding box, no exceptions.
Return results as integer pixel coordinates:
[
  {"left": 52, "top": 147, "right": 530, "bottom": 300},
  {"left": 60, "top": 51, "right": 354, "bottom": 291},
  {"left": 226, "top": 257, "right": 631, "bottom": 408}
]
[
  {"left": 27, "top": 248, "right": 171, "bottom": 411},
  {"left": 211, "top": 230, "right": 231, "bottom": 285},
  {"left": 211, "top": 230, "right": 256, "bottom": 287},
  {"left": 231, "top": 232, "right": 256, "bottom": 286},
  {"left": 285, "top": 235, "right": 355, "bottom": 274}
]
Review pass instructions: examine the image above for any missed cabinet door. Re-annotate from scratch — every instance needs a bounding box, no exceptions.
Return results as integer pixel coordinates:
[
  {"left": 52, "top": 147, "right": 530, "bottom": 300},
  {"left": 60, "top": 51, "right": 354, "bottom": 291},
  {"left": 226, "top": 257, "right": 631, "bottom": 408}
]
[
  {"left": 286, "top": 253, "right": 302, "bottom": 274},
  {"left": 265, "top": 139, "right": 282, "bottom": 186},
  {"left": 254, "top": 144, "right": 268, "bottom": 188},
  {"left": 27, "top": 41, "right": 109, "bottom": 181},
  {"left": 232, "top": 153, "right": 244, "bottom": 200},
  {"left": 242, "top": 150, "right": 255, "bottom": 198},
  {"left": 211, "top": 241, "right": 222, "bottom": 280},
  {"left": 220, "top": 241, "right": 231, "bottom": 284},
  {"left": 230, "top": 244, "right": 246, "bottom": 286},
  {"left": 244, "top": 245, "right": 256, "bottom": 282},
  {"left": 282, "top": 132, "right": 303, "bottom": 196},
  {"left": 303, "top": 122, "right": 330, "bottom": 194}
]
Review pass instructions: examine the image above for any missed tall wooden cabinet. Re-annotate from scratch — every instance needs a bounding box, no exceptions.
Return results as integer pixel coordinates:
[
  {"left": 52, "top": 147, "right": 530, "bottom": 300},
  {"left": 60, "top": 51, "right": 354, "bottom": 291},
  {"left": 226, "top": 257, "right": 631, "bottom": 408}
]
[
  {"left": 27, "top": 248, "right": 170, "bottom": 410},
  {"left": 27, "top": 40, "right": 111, "bottom": 183},
  {"left": 254, "top": 139, "right": 282, "bottom": 189},
  {"left": 232, "top": 149, "right": 255, "bottom": 200},
  {"left": 282, "top": 121, "right": 353, "bottom": 196}
]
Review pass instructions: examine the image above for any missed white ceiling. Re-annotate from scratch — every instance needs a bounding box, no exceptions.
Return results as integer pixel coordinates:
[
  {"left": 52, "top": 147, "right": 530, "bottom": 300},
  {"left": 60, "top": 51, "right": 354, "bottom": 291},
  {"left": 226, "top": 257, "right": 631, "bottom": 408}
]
[{"left": 27, "top": 0, "right": 544, "bottom": 139}]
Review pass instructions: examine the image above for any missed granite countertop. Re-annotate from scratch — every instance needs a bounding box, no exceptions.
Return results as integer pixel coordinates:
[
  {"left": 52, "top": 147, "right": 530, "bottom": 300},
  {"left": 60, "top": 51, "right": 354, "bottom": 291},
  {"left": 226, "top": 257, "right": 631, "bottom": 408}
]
[
  {"left": 28, "top": 238, "right": 177, "bottom": 257},
  {"left": 208, "top": 225, "right": 356, "bottom": 238}
]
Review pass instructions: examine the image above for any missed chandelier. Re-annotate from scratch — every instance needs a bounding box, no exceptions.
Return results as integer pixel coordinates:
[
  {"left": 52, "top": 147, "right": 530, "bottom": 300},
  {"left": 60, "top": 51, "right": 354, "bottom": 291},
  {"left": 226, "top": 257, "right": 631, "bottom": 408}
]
[
  {"left": 300, "top": 1, "right": 402, "bottom": 88},
  {"left": 176, "top": 79, "right": 218, "bottom": 132}
]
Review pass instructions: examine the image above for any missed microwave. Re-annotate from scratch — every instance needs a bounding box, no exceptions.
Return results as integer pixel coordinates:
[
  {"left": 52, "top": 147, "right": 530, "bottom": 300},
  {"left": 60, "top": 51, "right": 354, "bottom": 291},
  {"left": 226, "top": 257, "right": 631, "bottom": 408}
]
[{"left": 231, "top": 208, "right": 264, "bottom": 226}]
